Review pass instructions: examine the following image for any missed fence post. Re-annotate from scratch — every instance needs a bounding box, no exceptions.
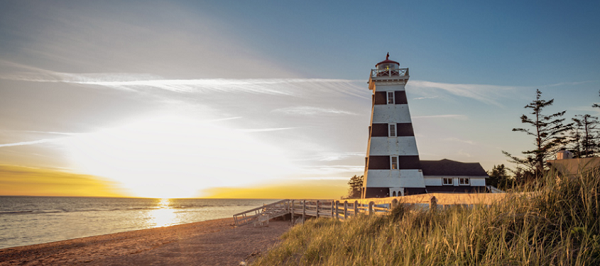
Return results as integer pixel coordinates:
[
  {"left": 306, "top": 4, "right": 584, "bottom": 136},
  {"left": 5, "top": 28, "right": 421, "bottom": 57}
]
[
  {"left": 291, "top": 200, "right": 294, "bottom": 225},
  {"left": 335, "top": 201, "right": 339, "bottom": 220},
  {"left": 331, "top": 201, "right": 334, "bottom": 218},
  {"left": 369, "top": 201, "right": 374, "bottom": 216},
  {"left": 354, "top": 200, "right": 358, "bottom": 215},
  {"left": 302, "top": 200, "right": 306, "bottom": 223},
  {"left": 430, "top": 196, "right": 438, "bottom": 212},
  {"left": 344, "top": 201, "right": 348, "bottom": 219},
  {"left": 392, "top": 198, "right": 398, "bottom": 209},
  {"left": 316, "top": 200, "right": 320, "bottom": 218},
  {"left": 317, "top": 200, "right": 321, "bottom": 218}
]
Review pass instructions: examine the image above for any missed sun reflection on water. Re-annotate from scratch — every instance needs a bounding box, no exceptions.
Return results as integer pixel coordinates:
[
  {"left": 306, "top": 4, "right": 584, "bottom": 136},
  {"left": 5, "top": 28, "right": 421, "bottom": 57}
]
[{"left": 149, "top": 198, "right": 178, "bottom": 228}]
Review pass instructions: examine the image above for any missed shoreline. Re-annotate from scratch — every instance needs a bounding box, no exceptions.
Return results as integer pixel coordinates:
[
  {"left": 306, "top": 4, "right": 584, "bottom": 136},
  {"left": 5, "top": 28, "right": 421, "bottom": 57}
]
[{"left": 0, "top": 217, "right": 291, "bottom": 265}]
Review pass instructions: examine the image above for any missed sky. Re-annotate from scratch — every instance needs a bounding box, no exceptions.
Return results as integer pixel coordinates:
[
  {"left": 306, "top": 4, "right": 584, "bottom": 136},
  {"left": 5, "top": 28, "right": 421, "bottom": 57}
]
[{"left": 0, "top": 1, "right": 599, "bottom": 199}]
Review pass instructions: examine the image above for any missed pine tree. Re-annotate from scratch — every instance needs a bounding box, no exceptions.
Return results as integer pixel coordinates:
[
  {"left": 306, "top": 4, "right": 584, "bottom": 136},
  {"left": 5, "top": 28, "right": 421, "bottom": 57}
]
[
  {"left": 346, "top": 175, "right": 363, "bottom": 199},
  {"left": 571, "top": 114, "right": 598, "bottom": 158},
  {"left": 486, "top": 164, "right": 513, "bottom": 190},
  {"left": 503, "top": 89, "right": 572, "bottom": 178}
]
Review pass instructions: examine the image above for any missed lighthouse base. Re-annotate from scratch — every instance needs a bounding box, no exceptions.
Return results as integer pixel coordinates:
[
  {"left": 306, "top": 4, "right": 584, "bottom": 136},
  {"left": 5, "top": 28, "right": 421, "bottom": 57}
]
[{"left": 363, "top": 187, "right": 427, "bottom": 198}]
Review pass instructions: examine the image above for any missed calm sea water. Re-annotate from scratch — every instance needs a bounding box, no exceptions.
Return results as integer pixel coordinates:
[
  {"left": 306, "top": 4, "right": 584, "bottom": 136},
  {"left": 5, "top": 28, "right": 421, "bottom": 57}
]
[{"left": 0, "top": 196, "right": 278, "bottom": 249}]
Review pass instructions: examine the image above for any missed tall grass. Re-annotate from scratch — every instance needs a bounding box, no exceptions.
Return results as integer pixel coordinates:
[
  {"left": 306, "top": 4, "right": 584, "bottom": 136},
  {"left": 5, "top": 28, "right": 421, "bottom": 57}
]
[{"left": 253, "top": 170, "right": 600, "bottom": 265}]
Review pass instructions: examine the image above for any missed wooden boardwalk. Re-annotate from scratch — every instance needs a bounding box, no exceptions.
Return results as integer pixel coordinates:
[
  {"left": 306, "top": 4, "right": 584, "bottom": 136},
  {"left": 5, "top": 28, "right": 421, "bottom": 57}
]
[{"left": 233, "top": 193, "right": 507, "bottom": 227}]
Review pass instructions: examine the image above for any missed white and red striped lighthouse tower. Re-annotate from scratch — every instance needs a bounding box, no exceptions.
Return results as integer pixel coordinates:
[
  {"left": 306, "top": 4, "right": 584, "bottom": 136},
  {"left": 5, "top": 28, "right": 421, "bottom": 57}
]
[{"left": 362, "top": 54, "right": 426, "bottom": 198}]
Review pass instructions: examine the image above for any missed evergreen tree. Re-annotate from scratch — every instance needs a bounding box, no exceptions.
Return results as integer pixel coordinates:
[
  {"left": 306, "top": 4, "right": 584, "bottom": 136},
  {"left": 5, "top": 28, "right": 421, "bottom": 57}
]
[
  {"left": 486, "top": 164, "right": 513, "bottom": 190},
  {"left": 568, "top": 125, "right": 583, "bottom": 158},
  {"left": 346, "top": 175, "right": 363, "bottom": 199},
  {"left": 503, "top": 89, "right": 572, "bottom": 178},
  {"left": 571, "top": 114, "right": 598, "bottom": 157}
]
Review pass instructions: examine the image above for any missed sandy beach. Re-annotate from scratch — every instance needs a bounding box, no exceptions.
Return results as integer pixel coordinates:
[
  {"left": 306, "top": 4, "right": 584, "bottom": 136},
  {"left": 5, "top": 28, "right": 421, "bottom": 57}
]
[{"left": 0, "top": 218, "right": 290, "bottom": 266}]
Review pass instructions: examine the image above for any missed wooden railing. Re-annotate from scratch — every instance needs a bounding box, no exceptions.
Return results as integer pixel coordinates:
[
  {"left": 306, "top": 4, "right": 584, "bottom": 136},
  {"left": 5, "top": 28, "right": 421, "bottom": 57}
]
[
  {"left": 234, "top": 193, "right": 507, "bottom": 226},
  {"left": 370, "top": 68, "right": 409, "bottom": 78},
  {"left": 232, "top": 199, "right": 290, "bottom": 226}
]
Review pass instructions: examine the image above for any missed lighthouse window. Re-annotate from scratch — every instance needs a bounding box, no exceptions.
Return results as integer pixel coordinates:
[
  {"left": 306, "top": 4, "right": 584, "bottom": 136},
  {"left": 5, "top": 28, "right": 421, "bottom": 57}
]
[
  {"left": 391, "top": 156, "right": 398, "bottom": 169},
  {"left": 367, "top": 156, "right": 390, "bottom": 169},
  {"left": 459, "top": 178, "right": 470, "bottom": 185},
  {"left": 370, "top": 124, "right": 389, "bottom": 137},
  {"left": 387, "top": 91, "right": 395, "bottom": 104},
  {"left": 443, "top": 178, "right": 453, "bottom": 185},
  {"left": 389, "top": 124, "right": 396, "bottom": 137},
  {"left": 396, "top": 123, "right": 415, "bottom": 136},
  {"left": 394, "top": 91, "right": 408, "bottom": 104},
  {"left": 398, "top": 156, "right": 421, "bottom": 169},
  {"left": 374, "top": 92, "right": 387, "bottom": 104}
]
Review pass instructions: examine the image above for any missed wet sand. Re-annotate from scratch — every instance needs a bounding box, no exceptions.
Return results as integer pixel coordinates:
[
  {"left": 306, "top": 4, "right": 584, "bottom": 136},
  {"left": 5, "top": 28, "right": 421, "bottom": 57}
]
[{"left": 0, "top": 218, "right": 291, "bottom": 265}]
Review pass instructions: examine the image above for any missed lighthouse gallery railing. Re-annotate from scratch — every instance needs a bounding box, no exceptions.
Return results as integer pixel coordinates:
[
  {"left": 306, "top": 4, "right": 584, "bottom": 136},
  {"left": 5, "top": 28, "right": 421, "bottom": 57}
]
[{"left": 370, "top": 68, "right": 409, "bottom": 78}]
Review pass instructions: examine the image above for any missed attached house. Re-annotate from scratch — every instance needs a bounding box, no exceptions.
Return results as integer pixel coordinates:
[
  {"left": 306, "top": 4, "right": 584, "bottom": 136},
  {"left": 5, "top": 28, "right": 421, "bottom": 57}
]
[{"left": 422, "top": 159, "right": 488, "bottom": 193}]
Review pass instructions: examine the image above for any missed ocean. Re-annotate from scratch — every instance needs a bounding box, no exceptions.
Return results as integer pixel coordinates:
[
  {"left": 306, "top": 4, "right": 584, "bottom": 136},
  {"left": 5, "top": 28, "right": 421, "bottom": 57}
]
[{"left": 0, "top": 196, "right": 278, "bottom": 249}]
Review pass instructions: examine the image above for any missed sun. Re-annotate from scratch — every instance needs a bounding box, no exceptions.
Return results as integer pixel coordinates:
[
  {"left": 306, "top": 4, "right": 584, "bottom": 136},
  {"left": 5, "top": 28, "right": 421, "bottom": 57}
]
[{"left": 62, "top": 116, "right": 295, "bottom": 198}]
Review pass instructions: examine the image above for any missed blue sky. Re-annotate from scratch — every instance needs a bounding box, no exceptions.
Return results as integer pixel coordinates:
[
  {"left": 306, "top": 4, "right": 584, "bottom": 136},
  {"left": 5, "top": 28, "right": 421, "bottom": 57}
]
[{"left": 0, "top": 1, "right": 598, "bottom": 198}]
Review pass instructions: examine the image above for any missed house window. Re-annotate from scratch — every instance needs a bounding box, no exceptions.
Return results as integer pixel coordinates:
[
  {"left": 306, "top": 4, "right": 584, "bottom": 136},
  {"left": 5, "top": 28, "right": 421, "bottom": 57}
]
[
  {"left": 459, "top": 178, "right": 470, "bottom": 185},
  {"left": 443, "top": 178, "right": 453, "bottom": 185},
  {"left": 387, "top": 91, "right": 394, "bottom": 104},
  {"left": 389, "top": 124, "right": 396, "bottom": 137},
  {"left": 391, "top": 156, "right": 398, "bottom": 169}
]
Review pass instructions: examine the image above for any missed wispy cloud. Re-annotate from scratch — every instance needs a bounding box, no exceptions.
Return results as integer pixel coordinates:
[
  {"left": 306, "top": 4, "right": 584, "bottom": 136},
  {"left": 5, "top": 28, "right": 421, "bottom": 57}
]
[
  {"left": 312, "top": 152, "right": 364, "bottom": 162},
  {"left": 412, "top": 96, "right": 439, "bottom": 100},
  {"left": 86, "top": 78, "right": 367, "bottom": 98},
  {"left": 272, "top": 106, "right": 358, "bottom": 116},
  {"left": 0, "top": 138, "right": 66, "bottom": 148},
  {"left": 0, "top": 130, "right": 78, "bottom": 148},
  {"left": 0, "top": 130, "right": 78, "bottom": 136},
  {"left": 289, "top": 176, "right": 350, "bottom": 180},
  {"left": 541, "top": 80, "right": 598, "bottom": 88},
  {"left": 0, "top": 60, "right": 160, "bottom": 84},
  {"left": 458, "top": 150, "right": 473, "bottom": 158},
  {"left": 409, "top": 80, "right": 523, "bottom": 107},
  {"left": 443, "top": 137, "right": 476, "bottom": 145},
  {"left": 413, "top": 114, "right": 468, "bottom": 120},
  {"left": 0, "top": 61, "right": 369, "bottom": 99},
  {"left": 570, "top": 105, "right": 600, "bottom": 114},
  {"left": 298, "top": 165, "right": 365, "bottom": 175},
  {"left": 238, "top": 127, "right": 294, "bottom": 133}
]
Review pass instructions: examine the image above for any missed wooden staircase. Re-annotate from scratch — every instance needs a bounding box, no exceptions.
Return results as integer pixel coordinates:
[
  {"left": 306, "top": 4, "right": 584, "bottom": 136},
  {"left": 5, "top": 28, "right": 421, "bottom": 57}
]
[{"left": 232, "top": 200, "right": 290, "bottom": 226}]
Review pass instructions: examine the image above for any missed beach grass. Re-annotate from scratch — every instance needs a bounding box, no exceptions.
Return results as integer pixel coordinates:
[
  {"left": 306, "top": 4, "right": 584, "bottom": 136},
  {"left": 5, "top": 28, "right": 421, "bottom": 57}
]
[{"left": 252, "top": 170, "right": 600, "bottom": 265}]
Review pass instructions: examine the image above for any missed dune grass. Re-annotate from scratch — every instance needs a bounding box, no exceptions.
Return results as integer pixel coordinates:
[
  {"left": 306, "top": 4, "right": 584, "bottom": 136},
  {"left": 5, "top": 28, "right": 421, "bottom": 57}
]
[{"left": 252, "top": 170, "right": 600, "bottom": 265}]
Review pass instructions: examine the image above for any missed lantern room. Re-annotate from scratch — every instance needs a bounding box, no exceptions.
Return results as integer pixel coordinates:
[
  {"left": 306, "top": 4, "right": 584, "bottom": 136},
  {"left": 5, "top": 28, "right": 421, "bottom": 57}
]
[{"left": 375, "top": 52, "right": 400, "bottom": 71}]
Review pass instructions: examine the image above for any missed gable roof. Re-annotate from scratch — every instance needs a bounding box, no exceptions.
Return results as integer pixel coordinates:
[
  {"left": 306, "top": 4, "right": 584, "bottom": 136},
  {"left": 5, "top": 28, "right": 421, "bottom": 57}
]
[{"left": 421, "top": 159, "right": 488, "bottom": 177}]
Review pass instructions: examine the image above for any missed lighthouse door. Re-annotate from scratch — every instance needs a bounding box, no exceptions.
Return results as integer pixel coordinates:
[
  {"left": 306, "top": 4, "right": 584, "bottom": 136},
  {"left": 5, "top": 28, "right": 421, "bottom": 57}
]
[{"left": 389, "top": 188, "right": 404, "bottom": 197}]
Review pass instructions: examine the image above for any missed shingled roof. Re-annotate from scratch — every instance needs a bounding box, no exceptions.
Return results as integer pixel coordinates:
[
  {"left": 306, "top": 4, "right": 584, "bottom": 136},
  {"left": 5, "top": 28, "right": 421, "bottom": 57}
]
[{"left": 421, "top": 159, "right": 488, "bottom": 177}]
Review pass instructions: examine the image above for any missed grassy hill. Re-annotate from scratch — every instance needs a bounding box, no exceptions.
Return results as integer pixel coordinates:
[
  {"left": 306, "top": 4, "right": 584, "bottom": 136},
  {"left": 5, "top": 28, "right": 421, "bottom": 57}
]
[{"left": 253, "top": 170, "right": 600, "bottom": 265}]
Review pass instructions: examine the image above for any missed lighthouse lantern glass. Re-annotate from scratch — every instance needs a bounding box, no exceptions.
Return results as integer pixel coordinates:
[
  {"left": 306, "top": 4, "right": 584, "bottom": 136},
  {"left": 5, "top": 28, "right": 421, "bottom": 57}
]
[{"left": 377, "top": 63, "right": 399, "bottom": 71}]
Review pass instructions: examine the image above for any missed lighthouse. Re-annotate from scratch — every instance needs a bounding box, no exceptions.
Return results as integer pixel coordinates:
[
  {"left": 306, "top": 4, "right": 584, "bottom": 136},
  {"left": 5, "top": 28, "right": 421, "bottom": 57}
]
[
  {"left": 362, "top": 54, "right": 427, "bottom": 198},
  {"left": 361, "top": 54, "right": 490, "bottom": 198}
]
